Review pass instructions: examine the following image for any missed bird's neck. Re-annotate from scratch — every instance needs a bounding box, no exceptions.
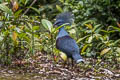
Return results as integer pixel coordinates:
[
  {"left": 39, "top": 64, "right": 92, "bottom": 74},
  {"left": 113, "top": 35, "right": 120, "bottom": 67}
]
[{"left": 56, "top": 27, "right": 69, "bottom": 39}]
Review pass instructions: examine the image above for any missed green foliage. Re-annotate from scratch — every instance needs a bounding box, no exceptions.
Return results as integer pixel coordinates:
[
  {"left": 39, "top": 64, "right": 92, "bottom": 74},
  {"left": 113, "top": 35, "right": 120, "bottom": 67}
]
[
  {"left": 0, "top": 0, "right": 120, "bottom": 65},
  {"left": 0, "top": 0, "right": 42, "bottom": 64},
  {"left": 41, "top": 19, "right": 53, "bottom": 33},
  {"left": 59, "top": 0, "right": 120, "bottom": 63},
  {"left": 0, "top": 4, "right": 13, "bottom": 15}
]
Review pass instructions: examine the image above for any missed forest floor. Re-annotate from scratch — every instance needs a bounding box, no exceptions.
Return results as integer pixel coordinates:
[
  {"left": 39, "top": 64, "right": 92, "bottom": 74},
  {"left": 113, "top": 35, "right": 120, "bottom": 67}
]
[{"left": 0, "top": 52, "right": 120, "bottom": 80}]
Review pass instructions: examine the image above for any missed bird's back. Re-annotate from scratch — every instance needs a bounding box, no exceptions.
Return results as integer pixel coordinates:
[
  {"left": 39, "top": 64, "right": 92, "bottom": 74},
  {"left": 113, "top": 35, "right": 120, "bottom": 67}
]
[{"left": 56, "top": 35, "right": 79, "bottom": 58}]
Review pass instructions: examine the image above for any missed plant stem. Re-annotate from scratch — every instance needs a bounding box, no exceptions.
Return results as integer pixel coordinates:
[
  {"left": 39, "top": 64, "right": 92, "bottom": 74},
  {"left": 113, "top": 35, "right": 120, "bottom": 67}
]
[
  {"left": 32, "top": 29, "right": 34, "bottom": 55},
  {"left": 23, "top": 0, "right": 37, "bottom": 15}
]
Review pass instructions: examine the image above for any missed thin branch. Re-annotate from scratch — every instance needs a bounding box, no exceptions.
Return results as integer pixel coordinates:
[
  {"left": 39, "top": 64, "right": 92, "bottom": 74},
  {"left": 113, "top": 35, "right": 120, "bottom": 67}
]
[{"left": 23, "top": 0, "right": 37, "bottom": 15}]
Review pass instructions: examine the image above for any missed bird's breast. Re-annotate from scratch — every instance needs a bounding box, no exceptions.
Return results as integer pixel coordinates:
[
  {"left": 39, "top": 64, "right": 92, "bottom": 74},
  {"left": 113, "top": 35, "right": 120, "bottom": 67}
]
[{"left": 56, "top": 35, "right": 72, "bottom": 49}]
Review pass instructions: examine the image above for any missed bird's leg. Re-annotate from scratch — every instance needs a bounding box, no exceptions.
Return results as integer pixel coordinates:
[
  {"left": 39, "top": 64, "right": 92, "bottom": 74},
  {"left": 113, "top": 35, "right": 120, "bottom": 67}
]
[
  {"left": 72, "top": 59, "right": 74, "bottom": 67},
  {"left": 65, "top": 58, "right": 70, "bottom": 69},
  {"left": 68, "top": 58, "right": 74, "bottom": 69},
  {"left": 72, "top": 59, "right": 74, "bottom": 68},
  {"left": 63, "top": 61, "right": 67, "bottom": 68}
]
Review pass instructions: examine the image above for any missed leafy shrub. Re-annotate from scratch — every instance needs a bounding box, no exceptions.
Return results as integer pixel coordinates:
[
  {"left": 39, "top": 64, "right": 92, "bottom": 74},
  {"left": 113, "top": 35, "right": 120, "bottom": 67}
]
[
  {"left": 59, "top": 0, "right": 120, "bottom": 63},
  {"left": 0, "top": 0, "right": 120, "bottom": 65}
]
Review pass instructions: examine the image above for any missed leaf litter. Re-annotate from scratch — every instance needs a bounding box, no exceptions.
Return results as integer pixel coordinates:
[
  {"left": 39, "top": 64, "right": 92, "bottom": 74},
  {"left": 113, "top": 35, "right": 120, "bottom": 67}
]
[{"left": 0, "top": 52, "right": 120, "bottom": 80}]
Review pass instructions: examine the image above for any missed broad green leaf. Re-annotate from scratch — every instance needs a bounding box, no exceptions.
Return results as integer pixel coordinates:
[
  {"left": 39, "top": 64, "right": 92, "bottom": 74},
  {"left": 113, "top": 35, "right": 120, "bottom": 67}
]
[
  {"left": 81, "top": 44, "right": 88, "bottom": 53},
  {"left": 95, "top": 27, "right": 102, "bottom": 33},
  {"left": 32, "top": 26, "right": 39, "bottom": 31},
  {"left": 77, "top": 35, "right": 89, "bottom": 43},
  {"left": 101, "top": 30, "right": 109, "bottom": 33},
  {"left": 83, "top": 20, "right": 94, "bottom": 25},
  {"left": 114, "top": 39, "right": 120, "bottom": 45},
  {"left": 56, "top": 5, "right": 63, "bottom": 12},
  {"left": 14, "top": 9, "right": 23, "bottom": 18},
  {"left": 94, "top": 34, "right": 102, "bottom": 40},
  {"left": 25, "top": 0, "right": 29, "bottom": 5},
  {"left": 41, "top": 19, "right": 53, "bottom": 32},
  {"left": 112, "top": 26, "right": 120, "bottom": 32},
  {"left": 116, "top": 47, "right": 120, "bottom": 54},
  {"left": 101, "top": 30, "right": 115, "bottom": 33},
  {"left": 93, "top": 24, "right": 101, "bottom": 32},
  {"left": 27, "top": 7, "right": 40, "bottom": 14},
  {"left": 96, "top": 43, "right": 104, "bottom": 49},
  {"left": 60, "top": 52, "right": 67, "bottom": 61},
  {"left": 100, "top": 48, "right": 111, "bottom": 56},
  {"left": 85, "top": 24, "right": 92, "bottom": 29},
  {"left": 117, "top": 58, "right": 120, "bottom": 62},
  {"left": 69, "top": 29, "right": 76, "bottom": 34},
  {"left": 21, "top": 0, "right": 29, "bottom": 5},
  {"left": 88, "top": 36, "right": 93, "bottom": 43},
  {"left": 0, "top": 4, "right": 13, "bottom": 15},
  {"left": 26, "top": 22, "right": 32, "bottom": 30},
  {"left": 79, "top": 1, "right": 84, "bottom": 7}
]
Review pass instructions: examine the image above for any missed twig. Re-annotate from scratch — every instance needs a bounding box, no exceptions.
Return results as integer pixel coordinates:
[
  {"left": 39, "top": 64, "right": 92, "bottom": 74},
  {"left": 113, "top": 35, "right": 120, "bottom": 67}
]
[{"left": 23, "top": 0, "right": 37, "bottom": 15}]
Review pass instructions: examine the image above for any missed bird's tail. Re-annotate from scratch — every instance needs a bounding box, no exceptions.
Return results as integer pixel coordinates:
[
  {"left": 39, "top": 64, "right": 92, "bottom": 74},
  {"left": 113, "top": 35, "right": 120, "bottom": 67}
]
[
  {"left": 72, "top": 53, "right": 84, "bottom": 64},
  {"left": 54, "top": 12, "right": 74, "bottom": 27}
]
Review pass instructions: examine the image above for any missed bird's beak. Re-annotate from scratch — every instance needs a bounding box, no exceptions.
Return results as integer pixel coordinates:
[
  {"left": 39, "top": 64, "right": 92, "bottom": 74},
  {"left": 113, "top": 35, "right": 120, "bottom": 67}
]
[
  {"left": 53, "top": 23, "right": 56, "bottom": 27},
  {"left": 53, "top": 21, "right": 58, "bottom": 27},
  {"left": 53, "top": 24, "right": 57, "bottom": 27},
  {"left": 53, "top": 20, "right": 63, "bottom": 27}
]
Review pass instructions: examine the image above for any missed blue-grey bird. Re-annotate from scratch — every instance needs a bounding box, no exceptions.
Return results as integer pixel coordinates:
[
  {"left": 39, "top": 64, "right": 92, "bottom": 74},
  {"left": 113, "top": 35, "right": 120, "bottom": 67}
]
[{"left": 54, "top": 12, "right": 84, "bottom": 64}]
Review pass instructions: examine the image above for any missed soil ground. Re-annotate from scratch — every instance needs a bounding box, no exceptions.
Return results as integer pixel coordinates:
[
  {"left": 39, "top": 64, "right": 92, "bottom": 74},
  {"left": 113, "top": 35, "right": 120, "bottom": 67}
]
[{"left": 0, "top": 52, "right": 120, "bottom": 80}]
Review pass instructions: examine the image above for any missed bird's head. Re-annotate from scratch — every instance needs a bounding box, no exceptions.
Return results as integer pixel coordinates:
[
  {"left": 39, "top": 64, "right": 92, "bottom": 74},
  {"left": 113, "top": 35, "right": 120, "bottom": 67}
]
[
  {"left": 54, "top": 12, "right": 74, "bottom": 27},
  {"left": 53, "top": 20, "right": 64, "bottom": 27}
]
